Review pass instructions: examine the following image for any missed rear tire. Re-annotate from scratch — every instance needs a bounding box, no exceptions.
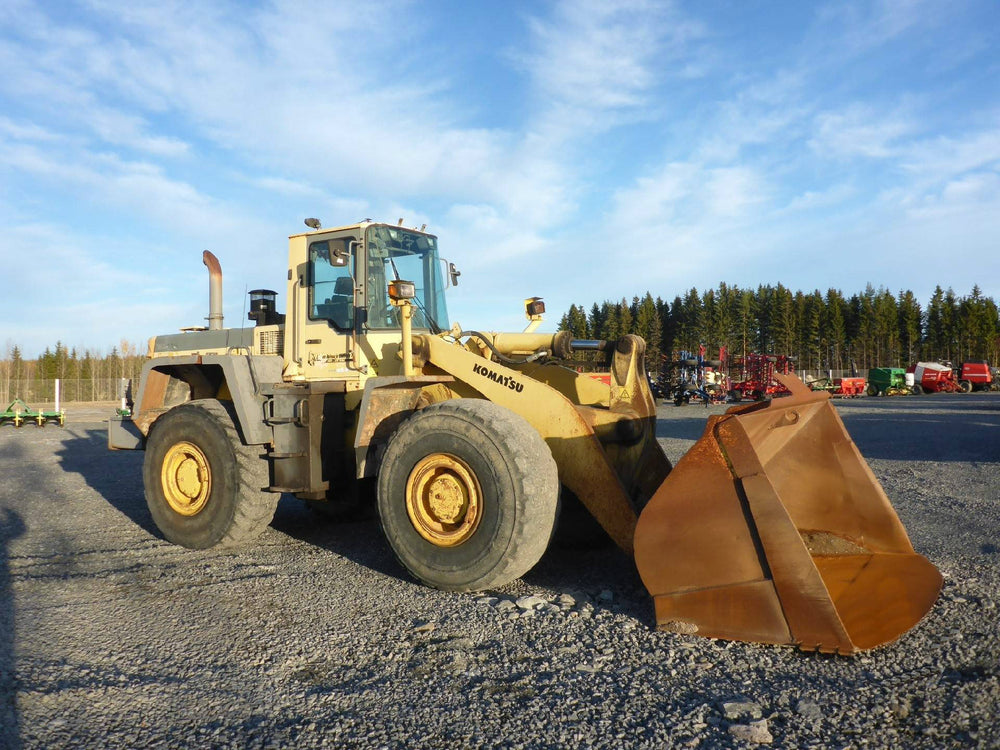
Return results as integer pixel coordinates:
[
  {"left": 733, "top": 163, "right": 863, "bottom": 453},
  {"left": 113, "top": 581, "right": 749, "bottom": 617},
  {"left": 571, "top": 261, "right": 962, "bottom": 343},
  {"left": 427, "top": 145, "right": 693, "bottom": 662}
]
[
  {"left": 143, "top": 399, "right": 277, "bottom": 549},
  {"left": 911, "top": 385, "right": 923, "bottom": 395},
  {"left": 959, "top": 380, "right": 972, "bottom": 393},
  {"left": 867, "top": 384, "right": 878, "bottom": 397},
  {"left": 377, "top": 399, "right": 559, "bottom": 592}
]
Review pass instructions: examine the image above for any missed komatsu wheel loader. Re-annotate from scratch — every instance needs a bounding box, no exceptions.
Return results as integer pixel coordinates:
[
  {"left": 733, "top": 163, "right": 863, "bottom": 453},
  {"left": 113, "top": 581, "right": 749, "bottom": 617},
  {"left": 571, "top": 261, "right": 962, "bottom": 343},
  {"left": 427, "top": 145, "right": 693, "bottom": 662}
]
[{"left": 108, "top": 219, "right": 941, "bottom": 654}]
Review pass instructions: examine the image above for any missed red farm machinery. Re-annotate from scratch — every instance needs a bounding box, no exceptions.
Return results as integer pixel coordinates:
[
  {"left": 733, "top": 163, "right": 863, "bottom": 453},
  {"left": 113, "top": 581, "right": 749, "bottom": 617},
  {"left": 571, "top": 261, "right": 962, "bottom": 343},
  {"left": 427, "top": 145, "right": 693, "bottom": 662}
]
[
  {"left": 728, "top": 353, "right": 797, "bottom": 402},
  {"left": 907, "top": 362, "right": 962, "bottom": 394},
  {"left": 956, "top": 361, "right": 1000, "bottom": 392}
]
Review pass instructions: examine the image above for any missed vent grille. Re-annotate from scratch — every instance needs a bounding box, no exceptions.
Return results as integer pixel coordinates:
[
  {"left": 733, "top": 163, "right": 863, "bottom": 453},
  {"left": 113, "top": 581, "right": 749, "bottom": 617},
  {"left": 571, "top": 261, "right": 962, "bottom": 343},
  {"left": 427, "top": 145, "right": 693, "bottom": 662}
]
[{"left": 258, "top": 329, "right": 284, "bottom": 356}]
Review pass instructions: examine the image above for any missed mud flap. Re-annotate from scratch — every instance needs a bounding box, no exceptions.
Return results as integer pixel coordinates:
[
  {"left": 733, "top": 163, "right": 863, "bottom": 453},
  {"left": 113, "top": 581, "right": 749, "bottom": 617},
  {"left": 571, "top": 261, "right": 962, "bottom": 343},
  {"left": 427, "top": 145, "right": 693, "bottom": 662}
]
[{"left": 634, "top": 373, "right": 942, "bottom": 654}]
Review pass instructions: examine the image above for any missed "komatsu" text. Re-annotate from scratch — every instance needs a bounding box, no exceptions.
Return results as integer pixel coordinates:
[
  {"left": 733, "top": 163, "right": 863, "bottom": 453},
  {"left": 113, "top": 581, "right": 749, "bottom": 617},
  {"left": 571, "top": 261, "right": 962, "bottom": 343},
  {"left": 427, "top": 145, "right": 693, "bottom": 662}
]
[{"left": 472, "top": 362, "right": 525, "bottom": 393}]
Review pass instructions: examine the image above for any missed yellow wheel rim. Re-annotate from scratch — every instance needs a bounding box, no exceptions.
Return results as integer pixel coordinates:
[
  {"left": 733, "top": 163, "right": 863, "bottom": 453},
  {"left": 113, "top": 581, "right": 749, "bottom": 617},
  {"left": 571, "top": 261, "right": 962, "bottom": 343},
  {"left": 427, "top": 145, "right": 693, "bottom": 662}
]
[
  {"left": 405, "top": 453, "right": 482, "bottom": 547},
  {"left": 161, "top": 441, "right": 212, "bottom": 516}
]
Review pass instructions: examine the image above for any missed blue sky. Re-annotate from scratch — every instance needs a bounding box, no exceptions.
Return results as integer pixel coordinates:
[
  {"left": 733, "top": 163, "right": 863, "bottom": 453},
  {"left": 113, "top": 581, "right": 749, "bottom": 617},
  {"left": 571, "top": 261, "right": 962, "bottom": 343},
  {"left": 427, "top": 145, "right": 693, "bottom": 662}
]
[{"left": 1, "top": 0, "right": 998, "bottom": 358}]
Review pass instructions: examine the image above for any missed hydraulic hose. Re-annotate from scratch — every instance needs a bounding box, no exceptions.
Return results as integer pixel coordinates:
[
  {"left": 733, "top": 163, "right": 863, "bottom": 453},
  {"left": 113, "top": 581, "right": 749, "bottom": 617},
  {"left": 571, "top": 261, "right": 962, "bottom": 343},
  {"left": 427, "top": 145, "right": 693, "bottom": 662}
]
[{"left": 459, "top": 331, "right": 550, "bottom": 366}]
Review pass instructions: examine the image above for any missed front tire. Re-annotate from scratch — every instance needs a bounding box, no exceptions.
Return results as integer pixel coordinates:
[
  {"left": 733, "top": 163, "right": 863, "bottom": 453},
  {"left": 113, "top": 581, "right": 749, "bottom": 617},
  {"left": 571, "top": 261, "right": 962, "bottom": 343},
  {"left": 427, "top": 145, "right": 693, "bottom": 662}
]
[
  {"left": 143, "top": 399, "right": 277, "bottom": 549},
  {"left": 377, "top": 399, "right": 559, "bottom": 592}
]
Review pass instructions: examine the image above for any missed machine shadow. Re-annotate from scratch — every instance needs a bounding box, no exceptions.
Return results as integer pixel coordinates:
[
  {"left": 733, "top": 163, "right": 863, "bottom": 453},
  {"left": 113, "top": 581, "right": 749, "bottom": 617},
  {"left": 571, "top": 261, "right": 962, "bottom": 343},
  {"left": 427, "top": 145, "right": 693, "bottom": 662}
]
[
  {"left": 58, "top": 426, "right": 411, "bottom": 584},
  {"left": 268, "top": 497, "right": 410, "bottom": 584},
  {"left": 0, "top": 507, "right": 26, "bottom": 750},
  {"left": 270, "top": 494, "right": 652, "bottom": 622},
  {"left": 54, "top": 428, "right": 156, "bottom": 536},
  {"left": 48, "top": 422, "right": 657, "bottom": 627},
  {"left": 526, "top": 542, "right": 652, "bottom": 623}
]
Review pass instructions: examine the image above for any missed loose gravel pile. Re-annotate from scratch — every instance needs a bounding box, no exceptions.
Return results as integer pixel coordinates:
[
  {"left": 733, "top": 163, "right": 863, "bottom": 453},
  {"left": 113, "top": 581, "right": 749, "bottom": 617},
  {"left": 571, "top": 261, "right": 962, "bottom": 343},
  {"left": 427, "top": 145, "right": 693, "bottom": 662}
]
[{"left": 1, "top": 394, "right": 998, "bottom": 748}]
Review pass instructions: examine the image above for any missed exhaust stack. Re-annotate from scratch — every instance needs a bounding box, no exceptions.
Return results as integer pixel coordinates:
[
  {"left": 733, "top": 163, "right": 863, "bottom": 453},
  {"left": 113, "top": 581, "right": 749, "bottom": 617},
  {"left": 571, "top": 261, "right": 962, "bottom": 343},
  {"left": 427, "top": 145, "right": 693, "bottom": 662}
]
[{"left": 203, "top": 250, "right": 223, "bottom": 330}]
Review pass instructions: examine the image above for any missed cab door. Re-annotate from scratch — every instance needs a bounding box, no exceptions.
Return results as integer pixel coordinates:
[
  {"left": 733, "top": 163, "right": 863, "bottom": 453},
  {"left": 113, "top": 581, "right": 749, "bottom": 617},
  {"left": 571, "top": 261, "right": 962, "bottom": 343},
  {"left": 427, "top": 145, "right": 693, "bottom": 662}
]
[{"left": 289, "top": 230, "right": 361, "bottom": 383}]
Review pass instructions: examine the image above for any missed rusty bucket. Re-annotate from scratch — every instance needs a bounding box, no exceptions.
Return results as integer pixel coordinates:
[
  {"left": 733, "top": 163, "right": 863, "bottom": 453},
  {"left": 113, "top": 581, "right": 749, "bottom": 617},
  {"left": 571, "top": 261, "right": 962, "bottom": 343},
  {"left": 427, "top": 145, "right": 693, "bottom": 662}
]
[{"left": 634, "top": 374, "right": 941, "bottom": 654}]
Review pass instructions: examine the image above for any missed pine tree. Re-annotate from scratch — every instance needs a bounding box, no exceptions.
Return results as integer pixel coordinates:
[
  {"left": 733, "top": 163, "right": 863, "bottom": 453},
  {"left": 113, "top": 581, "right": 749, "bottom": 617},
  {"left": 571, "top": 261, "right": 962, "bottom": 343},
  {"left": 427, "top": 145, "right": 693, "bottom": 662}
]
[
  {"left": 617, "top": 298, "right": 634, "bottom": 337},
  {"left": 599, "top": 302, "right": 621, "bottom": 342},
  {"left": 897, "top": 291, "right": 922, "bottom": 365},
  {"left": 823, "top": 289, "right": 847, "bottom": 372},
  {"left": 678, "top": 288, "right": 701, "bottom": 354},
  {"left": 634, "top": 293, "right": 662, "bottom": 372},
  {"left": 588, "top": 303, "right": 605, "bottom": 341}
]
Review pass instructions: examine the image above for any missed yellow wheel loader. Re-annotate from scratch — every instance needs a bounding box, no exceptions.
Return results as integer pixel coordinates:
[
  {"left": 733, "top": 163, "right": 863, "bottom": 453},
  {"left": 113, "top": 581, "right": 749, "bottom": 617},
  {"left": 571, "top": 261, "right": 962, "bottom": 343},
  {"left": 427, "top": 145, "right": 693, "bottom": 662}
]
[{"left": 108, "top": 219, "right": 941, "bottom": 654}]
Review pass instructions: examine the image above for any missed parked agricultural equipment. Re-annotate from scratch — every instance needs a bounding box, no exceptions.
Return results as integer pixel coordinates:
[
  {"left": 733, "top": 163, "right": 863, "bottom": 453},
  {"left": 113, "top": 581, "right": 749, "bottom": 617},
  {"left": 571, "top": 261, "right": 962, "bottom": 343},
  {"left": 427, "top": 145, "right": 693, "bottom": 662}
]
[
  {"left": 0, "top": 398, "right": 65, "bottom": 427},
  {"left": 808, "top": 375, "right": 867, "bottom": 398},
  {"left": 107, "top": 218, "right": 941, "bottom": 654},
  {"left": 834, "top": 377, "right": 866, "bottom": 397},
  {"left": 908, "top": 362, "right": 962, "bottom": 394},
  {"left": 957, "top": 361, "right": 1000, "bottom": 392},
  {"left": 866, "top": 368, "right": 913, "bottom": 397},
  {"left": 658, "top": 354, "right": 729, "bottom": 406},
  {"left": 728, "top": 353, "right": 795, "bottom": 401}
]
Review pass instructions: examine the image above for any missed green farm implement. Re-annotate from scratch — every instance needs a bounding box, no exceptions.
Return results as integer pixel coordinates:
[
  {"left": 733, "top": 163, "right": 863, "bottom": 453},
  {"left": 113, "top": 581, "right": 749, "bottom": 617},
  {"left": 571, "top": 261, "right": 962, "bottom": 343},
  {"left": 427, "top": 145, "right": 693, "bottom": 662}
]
[
  {"left": 1, "top": 398, "right": 65, "bottom": 427},
  {"left": 866, "top": 367, "right": 912, "bottom": 397}
]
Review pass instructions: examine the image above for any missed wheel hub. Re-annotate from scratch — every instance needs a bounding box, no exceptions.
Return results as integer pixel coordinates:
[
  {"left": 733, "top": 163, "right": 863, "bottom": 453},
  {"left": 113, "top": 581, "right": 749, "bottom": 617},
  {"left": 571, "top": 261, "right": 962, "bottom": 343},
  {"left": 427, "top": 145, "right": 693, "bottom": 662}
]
[
  {"left": 162, "top": 441, "right": 211, "bottom": 516},
  {"left": 405, "top": 453, "right": 482, "bottom": 547}
]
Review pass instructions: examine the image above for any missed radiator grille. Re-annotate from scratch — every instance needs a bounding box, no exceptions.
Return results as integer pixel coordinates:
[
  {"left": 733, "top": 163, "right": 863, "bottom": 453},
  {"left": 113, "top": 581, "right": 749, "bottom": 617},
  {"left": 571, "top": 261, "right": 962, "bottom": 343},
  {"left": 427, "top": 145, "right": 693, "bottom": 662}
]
[{"left": 258, "top": 329, "right": 284, "bottom": 356}]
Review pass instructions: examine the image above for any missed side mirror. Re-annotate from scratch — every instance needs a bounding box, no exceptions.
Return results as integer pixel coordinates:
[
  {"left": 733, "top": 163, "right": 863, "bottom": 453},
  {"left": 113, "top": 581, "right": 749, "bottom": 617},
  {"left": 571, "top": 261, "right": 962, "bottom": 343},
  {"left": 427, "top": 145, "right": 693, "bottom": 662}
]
[
  {"left": 330, "top": 241, "right": 349, "bottom": 267},
  {"left": 449, "top": 262, "right": 461, "bottom": 287},
  {"left": 309, "top": 238, "right": 351, "bottom": 267}
]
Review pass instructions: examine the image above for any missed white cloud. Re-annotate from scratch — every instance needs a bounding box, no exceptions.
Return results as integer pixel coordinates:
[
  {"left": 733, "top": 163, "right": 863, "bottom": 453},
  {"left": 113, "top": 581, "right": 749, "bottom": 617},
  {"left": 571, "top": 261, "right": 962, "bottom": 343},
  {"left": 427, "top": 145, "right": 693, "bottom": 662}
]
[
  {"left": 696, "top": 72, "right": 810, "bottom": 162},
  {"left": 815, "top": 0, "right": 942, "bottom": 55},
  {"left": 705, "top": 167, "right": 769, "bottom": 217},
  {"left": 810, "top": 104, "right": 915, "bottom": 159},
  {"left": 782, "top": 183, "right": 858, "bottom": 213},
  {"left": 609, "top": 162, "right": 698, "bottom": 225},
  {"left": 0, "top": 137, "right": 243, "bottom": 240},
  {"left": 901, "top": 128, "right": 1000, "bottom": 181},
  {"left": 0, "top": 116, "right": 64, "bottom": 142},
  {"left": 515, "top": 0, "right": 706, "bottom": 137}
]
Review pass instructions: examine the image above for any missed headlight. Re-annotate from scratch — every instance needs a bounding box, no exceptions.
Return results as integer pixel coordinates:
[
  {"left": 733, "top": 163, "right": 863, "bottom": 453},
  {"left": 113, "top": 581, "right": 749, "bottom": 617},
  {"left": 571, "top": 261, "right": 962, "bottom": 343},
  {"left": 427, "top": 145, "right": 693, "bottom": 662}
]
[{"left": 388, "top": 280, "right": 416, "bottom": 301}]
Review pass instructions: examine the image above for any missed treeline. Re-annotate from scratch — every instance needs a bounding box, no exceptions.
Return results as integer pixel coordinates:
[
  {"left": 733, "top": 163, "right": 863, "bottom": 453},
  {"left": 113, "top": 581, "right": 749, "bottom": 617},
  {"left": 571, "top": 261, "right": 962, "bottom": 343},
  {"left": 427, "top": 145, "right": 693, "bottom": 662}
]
[
  {"left": 559, "top": 284, "right": 1000, "bottom": 374},
  {"left": 1, "top": 341, "right": 145, "bottom": 404}
]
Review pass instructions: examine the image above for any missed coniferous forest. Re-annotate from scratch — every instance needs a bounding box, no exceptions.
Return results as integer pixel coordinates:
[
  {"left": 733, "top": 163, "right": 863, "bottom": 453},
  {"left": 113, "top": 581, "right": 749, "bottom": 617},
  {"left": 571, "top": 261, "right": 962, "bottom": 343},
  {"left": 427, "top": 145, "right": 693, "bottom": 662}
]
[
  {"left": 558, "top": 283, "right": 1000, "bottom": 375},
  {"left": 0, "top": 341, "right": 145, "bottom": 405}
]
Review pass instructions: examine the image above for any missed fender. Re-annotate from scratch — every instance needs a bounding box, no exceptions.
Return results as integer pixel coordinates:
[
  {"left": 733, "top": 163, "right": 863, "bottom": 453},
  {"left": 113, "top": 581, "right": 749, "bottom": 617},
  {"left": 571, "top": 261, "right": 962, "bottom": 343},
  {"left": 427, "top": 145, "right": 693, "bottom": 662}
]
[{"left": 129, "top": 354, "right": 283, "bottom": 445}]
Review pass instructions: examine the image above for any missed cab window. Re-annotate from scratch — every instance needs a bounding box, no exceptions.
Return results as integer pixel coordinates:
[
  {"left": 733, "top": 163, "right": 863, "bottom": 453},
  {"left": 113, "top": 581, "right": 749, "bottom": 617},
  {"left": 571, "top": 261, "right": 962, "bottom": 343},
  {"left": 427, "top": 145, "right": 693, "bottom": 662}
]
[{"left": 308, "top": 238, "right": 355, "bottom": 329}]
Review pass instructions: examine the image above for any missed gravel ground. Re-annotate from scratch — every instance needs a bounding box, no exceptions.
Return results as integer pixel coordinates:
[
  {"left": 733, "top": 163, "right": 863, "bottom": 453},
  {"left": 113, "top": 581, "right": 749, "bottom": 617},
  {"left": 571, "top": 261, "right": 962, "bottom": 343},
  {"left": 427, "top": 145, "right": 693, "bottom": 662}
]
[{"left": 1, "top": 394, "right": 998, "bottom": 749}]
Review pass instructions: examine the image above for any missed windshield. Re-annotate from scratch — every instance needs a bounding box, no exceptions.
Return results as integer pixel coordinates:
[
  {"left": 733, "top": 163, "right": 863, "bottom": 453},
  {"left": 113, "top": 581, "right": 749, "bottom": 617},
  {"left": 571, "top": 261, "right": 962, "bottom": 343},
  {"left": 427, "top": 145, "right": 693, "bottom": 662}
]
[{"left": 365, "top": 225, "right": 450, "bottom": 331}]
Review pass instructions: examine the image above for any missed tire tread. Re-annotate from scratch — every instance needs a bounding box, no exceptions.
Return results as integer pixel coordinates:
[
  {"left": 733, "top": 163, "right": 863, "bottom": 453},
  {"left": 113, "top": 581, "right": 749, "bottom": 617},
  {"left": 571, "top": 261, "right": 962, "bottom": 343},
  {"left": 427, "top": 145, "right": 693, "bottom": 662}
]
[{"left": 378, "top": 399, "right": 559, "bottom": 591}]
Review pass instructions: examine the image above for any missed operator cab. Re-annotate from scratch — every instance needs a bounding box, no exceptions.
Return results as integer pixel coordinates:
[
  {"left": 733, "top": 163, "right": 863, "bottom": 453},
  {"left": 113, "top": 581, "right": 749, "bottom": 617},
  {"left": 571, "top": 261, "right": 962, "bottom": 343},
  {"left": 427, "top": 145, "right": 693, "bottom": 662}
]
[{"left": 306, "top": 223, "right": 451, "bottom": 334}]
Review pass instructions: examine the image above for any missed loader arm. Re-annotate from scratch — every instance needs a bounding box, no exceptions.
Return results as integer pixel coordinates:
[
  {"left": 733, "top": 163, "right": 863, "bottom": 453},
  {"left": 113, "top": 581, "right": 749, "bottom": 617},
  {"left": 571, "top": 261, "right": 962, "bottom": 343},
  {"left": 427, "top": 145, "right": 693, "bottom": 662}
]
[{"left": 415, "top": 333, "right": 670, "bottom": 552}]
